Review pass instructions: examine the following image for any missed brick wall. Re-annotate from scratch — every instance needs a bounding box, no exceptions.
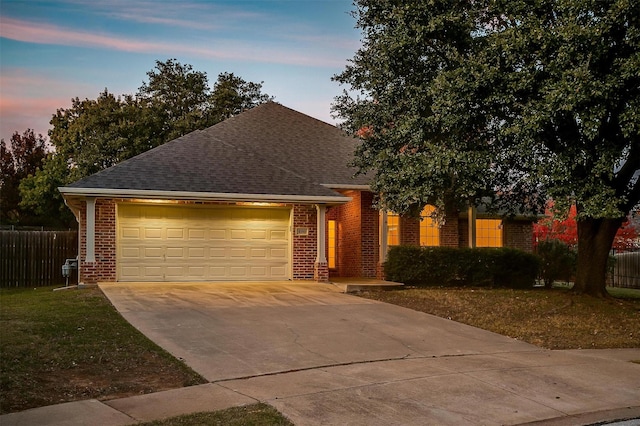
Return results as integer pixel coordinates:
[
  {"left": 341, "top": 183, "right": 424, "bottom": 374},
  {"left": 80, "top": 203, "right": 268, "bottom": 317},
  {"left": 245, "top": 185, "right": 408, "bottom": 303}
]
[
  {"left": 334, "top": 190, "right": 362, "bottom": 277},
  {"left": 440, "top": 210, "right": 460, "bottom": 248},
  {"left": 79, "top": 198, "right": 117, "bottom": 284},
  {"left": 328, "top": 190, "right": 381, "bottom": 279},
  {"left": 399, "top": 216, "right": 420, "bottom": 246},
  {"left": 359, "top": 191, "right": 379, "bottom": 278},
  {"left": 504, "top": 220, "right": 534, "bottom": 252},
  {"left": 292, "top": 204, "right": 317, "bottom": 280}
]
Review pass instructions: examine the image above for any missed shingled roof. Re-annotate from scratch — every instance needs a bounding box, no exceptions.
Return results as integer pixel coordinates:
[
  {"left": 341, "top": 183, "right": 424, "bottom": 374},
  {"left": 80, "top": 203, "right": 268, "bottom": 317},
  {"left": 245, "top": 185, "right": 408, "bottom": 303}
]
[{"left": 60, "top": 102, "right": 370, "bottom": 202}]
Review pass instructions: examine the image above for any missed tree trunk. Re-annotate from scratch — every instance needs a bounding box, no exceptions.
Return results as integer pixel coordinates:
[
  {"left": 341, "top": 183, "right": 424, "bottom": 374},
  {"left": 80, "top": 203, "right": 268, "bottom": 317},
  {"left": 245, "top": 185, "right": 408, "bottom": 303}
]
[{"left": 573, "top": 217, "right": 622, "bottom": 297}]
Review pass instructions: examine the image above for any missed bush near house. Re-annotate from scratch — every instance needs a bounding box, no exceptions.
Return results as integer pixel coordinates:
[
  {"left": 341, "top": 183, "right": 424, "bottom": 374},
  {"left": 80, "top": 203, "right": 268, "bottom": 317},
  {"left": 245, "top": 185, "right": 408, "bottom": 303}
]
[
  {"left": 535, "top": 239, "right": 577, "bottom": 288},
  {"left": 385, "top": 246, "right": 540, "bottom": 289}
]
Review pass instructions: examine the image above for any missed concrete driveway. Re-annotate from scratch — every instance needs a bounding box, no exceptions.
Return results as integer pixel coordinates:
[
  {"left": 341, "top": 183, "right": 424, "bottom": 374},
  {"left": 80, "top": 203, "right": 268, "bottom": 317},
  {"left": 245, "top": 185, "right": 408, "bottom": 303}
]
[{"left": 99, "top": 281, "right": 640, "bottom": 425}]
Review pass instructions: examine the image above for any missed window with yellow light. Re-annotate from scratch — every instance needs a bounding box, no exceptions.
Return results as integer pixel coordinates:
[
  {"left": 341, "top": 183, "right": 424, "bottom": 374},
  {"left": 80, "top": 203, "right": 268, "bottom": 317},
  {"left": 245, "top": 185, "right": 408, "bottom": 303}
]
[
  {"left": 420, "top": 205, "right": 440, "bottom": 246},
  {"left": 475, "top": 218, "right": 503, "bottom": 247}
]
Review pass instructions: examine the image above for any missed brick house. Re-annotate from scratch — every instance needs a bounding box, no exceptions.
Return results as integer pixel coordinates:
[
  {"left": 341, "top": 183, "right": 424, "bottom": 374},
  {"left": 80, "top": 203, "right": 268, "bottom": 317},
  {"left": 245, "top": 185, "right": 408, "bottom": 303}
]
[{"left": 59, "top": 102, "right": 533, "bottom": 285}]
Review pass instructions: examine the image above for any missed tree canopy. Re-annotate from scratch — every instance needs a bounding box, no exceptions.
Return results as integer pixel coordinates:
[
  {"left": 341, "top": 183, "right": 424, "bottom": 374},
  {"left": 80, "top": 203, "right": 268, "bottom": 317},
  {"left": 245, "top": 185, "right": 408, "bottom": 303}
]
[
  {"left": 0, "top": 129, "right": 49, "bottom": 226},
  {"left": 18, "top": 59, "right": 272, "bottom": 228},
  {"left": 333, "top": 0, "right": 639, "bottom": 295}
]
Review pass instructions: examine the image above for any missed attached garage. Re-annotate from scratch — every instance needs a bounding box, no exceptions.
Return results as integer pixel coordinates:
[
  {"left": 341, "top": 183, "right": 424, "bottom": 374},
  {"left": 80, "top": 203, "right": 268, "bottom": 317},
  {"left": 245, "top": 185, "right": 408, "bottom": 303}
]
[{"left": 117, "top": 204, "right": 291, "bottom": 282}]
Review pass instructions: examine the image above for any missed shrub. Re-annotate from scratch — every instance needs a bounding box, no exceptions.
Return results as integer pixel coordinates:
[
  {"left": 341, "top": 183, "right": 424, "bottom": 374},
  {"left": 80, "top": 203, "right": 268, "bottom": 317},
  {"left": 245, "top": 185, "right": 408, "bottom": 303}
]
[
  {"left": 535, "top": 239, "right": 576, "bottom": 288},
  {"left": 385, "top": 246, "right": 540, "bottom": 289}
]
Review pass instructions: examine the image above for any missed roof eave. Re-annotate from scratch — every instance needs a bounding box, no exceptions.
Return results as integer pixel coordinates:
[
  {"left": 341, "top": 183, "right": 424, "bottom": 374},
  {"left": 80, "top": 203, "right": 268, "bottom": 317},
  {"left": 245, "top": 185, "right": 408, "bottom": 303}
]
[
  {"left": 321, "top": 184, "right": 371, "bottom": 191},
  {"left": 58, "top": 187, "right": 351, "bottom": 204}
]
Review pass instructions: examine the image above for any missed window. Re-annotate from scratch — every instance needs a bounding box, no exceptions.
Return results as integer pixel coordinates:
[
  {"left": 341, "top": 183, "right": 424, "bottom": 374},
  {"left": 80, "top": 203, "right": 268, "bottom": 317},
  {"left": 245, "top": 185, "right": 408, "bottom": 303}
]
[
  {"left": 476, "top": 219, "right": 503, "bottom": 247},
  {"left": 387, "top": 213, "right": 400, "bottom": 246},
  {"left": 328, "top": 220, "right": 337, "bottom": 269},
  {"left": 420, "top": 205, "right": 440, "bottom": 247}
]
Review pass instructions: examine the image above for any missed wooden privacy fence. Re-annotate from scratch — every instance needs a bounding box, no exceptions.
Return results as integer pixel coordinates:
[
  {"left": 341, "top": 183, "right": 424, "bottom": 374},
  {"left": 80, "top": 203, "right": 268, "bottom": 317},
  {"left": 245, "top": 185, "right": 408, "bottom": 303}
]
[
  {"left": 610, "top": 251, "right": 640, "bottom": 289},
  {"left": 0, "top": 230, "right": 78, "bottom": 288}
]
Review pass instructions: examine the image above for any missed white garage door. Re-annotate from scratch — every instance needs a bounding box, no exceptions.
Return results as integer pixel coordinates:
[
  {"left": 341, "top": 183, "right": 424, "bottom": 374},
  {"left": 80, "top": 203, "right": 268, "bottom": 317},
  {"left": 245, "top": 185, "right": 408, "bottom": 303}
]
[{"left": 117, "top": 204, "right": 291, "bottom": 282}]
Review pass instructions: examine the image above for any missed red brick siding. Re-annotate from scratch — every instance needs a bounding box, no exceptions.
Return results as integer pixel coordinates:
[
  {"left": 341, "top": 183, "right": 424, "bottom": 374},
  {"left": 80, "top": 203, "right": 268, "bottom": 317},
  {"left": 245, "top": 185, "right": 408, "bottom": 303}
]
[
  {"left": 292, "top": 204, "right": 317, "bottom": 280},
  {"left": 328, "top": 190, "right": 380, "bottom": 279},
  {"left": 314, "top": 262, "right": 329, "bottom": 282},
  {"left": 79, "top": 198, "right": 117, "bottom": 284},
  {"left": 504, "top": 221, "right": 534, "bottom": 252},
  {"left": 335, "top": 190, "right": 362, "bottom": 277},
  {"left": 439, "top": 210, "right": 460, "bottom": 247},
  {"left": 400, "top": 216, "right": 420, "bottom": 246},
  {"left": 359, "top": 191, "right": 379, "bottom": 278}
]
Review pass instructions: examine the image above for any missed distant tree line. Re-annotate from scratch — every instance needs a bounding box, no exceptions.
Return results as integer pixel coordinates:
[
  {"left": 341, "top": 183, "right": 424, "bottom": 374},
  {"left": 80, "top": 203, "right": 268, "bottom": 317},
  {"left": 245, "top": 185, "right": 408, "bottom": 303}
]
[{"left": 0, "top": 59, "right": 272, "bottom": 228}]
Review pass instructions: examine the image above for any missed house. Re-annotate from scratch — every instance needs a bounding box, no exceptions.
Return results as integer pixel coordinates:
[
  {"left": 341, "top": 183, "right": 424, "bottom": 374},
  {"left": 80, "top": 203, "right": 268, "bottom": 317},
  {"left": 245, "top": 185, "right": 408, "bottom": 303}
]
[{"left": 59, "top": 102, "right": 533, "bottom": 285}]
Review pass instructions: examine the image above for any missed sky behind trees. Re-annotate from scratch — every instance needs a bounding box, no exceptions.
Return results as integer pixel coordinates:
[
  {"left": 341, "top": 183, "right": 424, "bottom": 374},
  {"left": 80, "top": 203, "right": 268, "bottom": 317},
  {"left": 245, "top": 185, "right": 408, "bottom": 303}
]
[{"left": 0, "top": 0, "right": 360, "bottom": 142}]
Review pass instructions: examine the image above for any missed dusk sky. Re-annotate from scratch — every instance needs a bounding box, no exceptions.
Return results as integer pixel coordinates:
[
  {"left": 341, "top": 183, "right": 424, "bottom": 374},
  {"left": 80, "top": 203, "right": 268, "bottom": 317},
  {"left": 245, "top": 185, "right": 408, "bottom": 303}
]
[{"left": 0, "top": 0, "right": 361, "bottom": 144}]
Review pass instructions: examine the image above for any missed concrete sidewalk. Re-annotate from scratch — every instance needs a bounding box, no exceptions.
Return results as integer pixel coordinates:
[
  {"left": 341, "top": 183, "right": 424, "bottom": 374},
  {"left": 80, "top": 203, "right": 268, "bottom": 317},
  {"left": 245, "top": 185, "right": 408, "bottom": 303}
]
[{"left": 2, "top": 348, "right": 639, "bottom": 426}]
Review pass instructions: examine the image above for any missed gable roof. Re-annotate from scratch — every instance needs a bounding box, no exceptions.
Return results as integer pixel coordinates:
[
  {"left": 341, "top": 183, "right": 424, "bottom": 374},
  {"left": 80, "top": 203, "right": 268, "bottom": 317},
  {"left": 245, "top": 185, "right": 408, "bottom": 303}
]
[{"left": 60, "top": 102, "right": 370, "bottom": 203}]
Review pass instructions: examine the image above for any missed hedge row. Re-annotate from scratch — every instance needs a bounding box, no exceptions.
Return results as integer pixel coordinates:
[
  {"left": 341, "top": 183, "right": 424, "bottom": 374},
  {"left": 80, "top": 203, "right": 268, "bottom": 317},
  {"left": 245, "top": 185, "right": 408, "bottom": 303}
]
[{"left": 384, "top": 246, "right": 540, "bottom": 289}]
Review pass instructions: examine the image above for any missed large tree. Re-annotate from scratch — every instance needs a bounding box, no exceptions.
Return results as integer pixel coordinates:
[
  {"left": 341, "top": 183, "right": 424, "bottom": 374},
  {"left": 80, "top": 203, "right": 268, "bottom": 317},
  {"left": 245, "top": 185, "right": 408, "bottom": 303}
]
[
  {"left": 137, "top": 59, "right": 212, "bottom": 142},
  {"left": 0, "top": 129, "right": 48, "bottom": 225},
  {"left": 333, "top": 0, "right": 639, "bottom": 296},
  {"left": 209, "top": 72, "right": 273, "bottom": 122}
]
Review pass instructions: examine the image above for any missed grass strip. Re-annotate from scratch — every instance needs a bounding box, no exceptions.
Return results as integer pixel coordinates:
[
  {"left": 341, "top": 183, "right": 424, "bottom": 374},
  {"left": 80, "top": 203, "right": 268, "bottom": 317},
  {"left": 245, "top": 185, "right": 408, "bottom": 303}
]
[{"left": 138, "top": 403, "right": 294, "bottom": 426}]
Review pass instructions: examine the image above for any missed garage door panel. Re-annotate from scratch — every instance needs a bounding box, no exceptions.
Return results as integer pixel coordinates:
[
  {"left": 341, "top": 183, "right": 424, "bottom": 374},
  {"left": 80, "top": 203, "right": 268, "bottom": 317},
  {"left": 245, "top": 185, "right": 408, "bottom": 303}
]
[
  {"left": 166, "top": 228, "right": 184, "bottom": 239},
  {"left": 210, "top": 247, "right": 226, "bottom": 258},
  {"left": 188, "top": 229, "right": 206, "bottom": 239},
  {"left": 121, "top": 227, "right": 141, "bottom": 239},
  {"left": 121, "top": 247, "right": 141, "bottom": 258},
  {"left": 144, "top": 228, "right": 163, "bottom": 239},
  {"left": 144, "top": 247, "right": 164, "bottom": 258},
  {"left": 117, "top": 204, "right": 291, "bottom": 282},
  {"left": 165, "top": 266, "right": 186, "bottom": 278},
  {"left": 186, "top": 247, "right": 204, "bottom": 258},
  {"left": 143, "top": 266, "right": 164, "bottom": 278},
  {"left": 230, "top": 247, "right": 247, "bottom": 257},
  {"left": 270, "top": 229, "right": 287, "bottom": 240},
  {"left": 250, "top": 248, "right": 267, "bottom": 258},
  {"left": 230, "top": 229, "right": 248, "bottom": 239},
  {"left": 270, "top": 248, "right": 287, "bottom": 258},
  {"left": 270, "top": 266, "right": 287, "bottom": 276},
  {"left": 210, "top": 229, "right": 226, "bottom": 239},
  {"left": 250, "top": 229, "right": 267, "bottom": 239}
]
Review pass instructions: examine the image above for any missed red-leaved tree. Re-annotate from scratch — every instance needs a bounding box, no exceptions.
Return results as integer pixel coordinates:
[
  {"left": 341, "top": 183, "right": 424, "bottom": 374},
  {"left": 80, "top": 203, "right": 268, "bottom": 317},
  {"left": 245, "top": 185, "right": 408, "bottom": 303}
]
[{"left": 534, "top": 203, "right": 639, "bottom": 252}]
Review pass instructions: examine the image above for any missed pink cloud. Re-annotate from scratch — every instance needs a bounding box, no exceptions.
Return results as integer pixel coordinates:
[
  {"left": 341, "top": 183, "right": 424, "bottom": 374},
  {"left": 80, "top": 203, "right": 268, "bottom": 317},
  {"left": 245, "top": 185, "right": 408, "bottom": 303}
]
[
  {"left": 0, "top": 17, "right": 350, "bottom": 68},
  {"left": 0, "top": 70, "right": 87, "bottom": 141},
  {"left": 0, "top": 17, "right": 168, "bottom": 52},
  {"left": 0, "top": 97, "right": 58, "bottom": 141}
]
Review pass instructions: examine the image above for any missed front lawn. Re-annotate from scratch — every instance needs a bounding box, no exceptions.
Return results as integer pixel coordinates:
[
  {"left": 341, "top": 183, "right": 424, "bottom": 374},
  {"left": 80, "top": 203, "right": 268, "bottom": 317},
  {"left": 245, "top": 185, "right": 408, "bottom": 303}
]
[
  {"left": 359, "top": 286, "right": 640, "bottom": 350},
  {"left": 0, "top": 286, "right": 206, "bottom": 414}
]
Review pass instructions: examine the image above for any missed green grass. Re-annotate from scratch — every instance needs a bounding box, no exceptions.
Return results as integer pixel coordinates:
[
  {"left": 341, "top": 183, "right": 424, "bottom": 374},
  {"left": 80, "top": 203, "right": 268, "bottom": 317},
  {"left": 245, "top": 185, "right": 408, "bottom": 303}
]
[
  {"left": 606, "top": 286, "right": 640, "bottom": 299},
  {"left": 138, "top": 404, "right": 294, "bottom": 426},
  {"left": 0, "top": 286, "right": 206, "bottom": 414}
]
